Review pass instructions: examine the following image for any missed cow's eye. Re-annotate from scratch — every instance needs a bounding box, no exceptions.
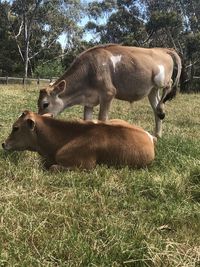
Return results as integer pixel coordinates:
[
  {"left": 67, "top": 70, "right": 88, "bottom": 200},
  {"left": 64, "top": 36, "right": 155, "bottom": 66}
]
[
  {"left": 43, "top": 102, "right": 49, "bottom": 109},
  {"left": 13, "top": 126, "right": 19, "bottom": 132}
]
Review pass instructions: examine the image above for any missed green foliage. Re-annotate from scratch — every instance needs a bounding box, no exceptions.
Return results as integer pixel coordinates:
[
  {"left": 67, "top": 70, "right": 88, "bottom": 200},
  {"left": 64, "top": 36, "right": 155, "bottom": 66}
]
[
  {"left": 103, "top": 7, "right": 146, "bottom": 45},
  {"left": 87, "top": 0, "right": 116, "bottom": 19},
  {"left": 63, "top": 40, "right": 97, "bottom": 70},
  {"left": 0, "top": 0, "right": 84, "bottom": 77},
  {"left": 0, "top": 85, "right": 200, "bottom": 266},
  {"left": 146, "top": 11, "right": 183, "bottom": 33},
  {"left": 86, "top": 0, "right": 147, "bottom": 45},
  {"left": 0, "top": 2, "right": 23, "bottom": 76},
  {"left": 34, "top": 60, "right": 64, "bottom": 79},
  {"left": 186, "top": 32, "right": 200, "bottom": 57}
]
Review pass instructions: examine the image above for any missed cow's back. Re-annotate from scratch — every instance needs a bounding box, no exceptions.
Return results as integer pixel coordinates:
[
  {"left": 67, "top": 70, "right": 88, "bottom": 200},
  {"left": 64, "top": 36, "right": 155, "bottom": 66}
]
[
  {"left": 83, "top": 45, "right": 174, "bottom": 102},
  {"left": 91, "top": 122, "right": 155, "bottom": 168}
]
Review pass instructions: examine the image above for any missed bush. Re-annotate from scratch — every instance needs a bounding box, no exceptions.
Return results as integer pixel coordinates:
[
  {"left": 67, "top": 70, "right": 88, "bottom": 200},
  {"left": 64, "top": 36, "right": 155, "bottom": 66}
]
[{"left": 34, "top": 59, "right": 64, "bottom": 79}]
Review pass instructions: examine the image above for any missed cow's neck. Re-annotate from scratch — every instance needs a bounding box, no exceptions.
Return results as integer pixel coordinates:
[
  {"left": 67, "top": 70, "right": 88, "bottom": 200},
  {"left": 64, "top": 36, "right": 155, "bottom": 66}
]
[
  {"left": 35, "top": 118, "right": 83, "bottom": 156},
  {"left": 60, "top": 74, "right": 87, "bottom": 107}
]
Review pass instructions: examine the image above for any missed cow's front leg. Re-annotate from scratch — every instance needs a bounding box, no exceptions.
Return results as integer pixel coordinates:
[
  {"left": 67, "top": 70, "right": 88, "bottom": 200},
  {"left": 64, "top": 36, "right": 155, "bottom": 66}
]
[
  {"left": 98, "top": 89, "right": 116, "bottom": 121},
  {"left": 49, "top": 164, "right": 71, "bottom": 172},
  {"left": 84, "top": 106, "right": 93, "bottom": 120},
  {"left": 41, "top": 157, "right": 56, "bottom": 170},
  {"left": 98, "top": 99, "right": 112, "bottom": 121}
]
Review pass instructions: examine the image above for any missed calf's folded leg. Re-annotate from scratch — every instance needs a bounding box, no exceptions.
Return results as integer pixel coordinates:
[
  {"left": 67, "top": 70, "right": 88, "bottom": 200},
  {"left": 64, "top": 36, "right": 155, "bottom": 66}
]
[{"left": 55, "top": 141, "right": 97, "bottom": 170}]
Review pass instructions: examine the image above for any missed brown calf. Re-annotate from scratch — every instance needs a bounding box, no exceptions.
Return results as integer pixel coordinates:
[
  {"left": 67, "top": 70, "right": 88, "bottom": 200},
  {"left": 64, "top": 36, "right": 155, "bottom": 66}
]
[{"left": 2, "top": 111, "right": 155, "bottom": 170}]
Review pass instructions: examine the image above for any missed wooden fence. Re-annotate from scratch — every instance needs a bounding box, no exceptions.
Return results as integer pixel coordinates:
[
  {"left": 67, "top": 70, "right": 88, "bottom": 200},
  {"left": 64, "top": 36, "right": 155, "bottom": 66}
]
[{"left": 0, "top": 76, "right": 57, "bottom": 85}]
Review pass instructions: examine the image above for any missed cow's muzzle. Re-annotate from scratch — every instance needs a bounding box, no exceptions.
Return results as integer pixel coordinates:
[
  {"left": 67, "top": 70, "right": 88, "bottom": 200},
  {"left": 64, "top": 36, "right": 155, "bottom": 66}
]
[
  {"left": 2, "top": 142, "right": 11, "bottom": 151},
  {"left": 2, "top": 142, "right": 6, "bottom": 149}
]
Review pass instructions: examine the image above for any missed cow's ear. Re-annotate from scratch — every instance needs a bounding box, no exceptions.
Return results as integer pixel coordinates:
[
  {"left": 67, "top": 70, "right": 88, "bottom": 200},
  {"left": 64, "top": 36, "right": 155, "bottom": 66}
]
[
  {"left": 39, "top": 88, "right": 48, "bottom": 96},
  {"left": 26, "top": 119, "right": 36, "bottom": 131},
  {"left": 52, "top": 80, "right": 66, "bottom": 96},
  {"left": 20, "top": 110, "right": 29, "bottom": 118}
]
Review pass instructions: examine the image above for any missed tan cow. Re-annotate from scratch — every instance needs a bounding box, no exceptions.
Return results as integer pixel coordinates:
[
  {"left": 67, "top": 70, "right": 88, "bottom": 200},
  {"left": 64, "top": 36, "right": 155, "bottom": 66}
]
[
  {"left": 2, "top": 111, "right": 155, "bottom": 170},
  {"left": 37, "top": 44, "right": 182, "bottom": 137}
]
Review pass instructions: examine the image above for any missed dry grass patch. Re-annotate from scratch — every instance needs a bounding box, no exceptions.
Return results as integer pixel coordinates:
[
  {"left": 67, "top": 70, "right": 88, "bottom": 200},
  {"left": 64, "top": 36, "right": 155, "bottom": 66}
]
[{"left": 0, "top": 85, "right": 200, "bottom": 266}]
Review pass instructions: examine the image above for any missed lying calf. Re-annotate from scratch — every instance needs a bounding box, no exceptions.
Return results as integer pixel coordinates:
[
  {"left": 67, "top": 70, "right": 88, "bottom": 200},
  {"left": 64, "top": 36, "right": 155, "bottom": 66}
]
[{"left": 2, "top": 111, "right": 156, "bottom": 170}]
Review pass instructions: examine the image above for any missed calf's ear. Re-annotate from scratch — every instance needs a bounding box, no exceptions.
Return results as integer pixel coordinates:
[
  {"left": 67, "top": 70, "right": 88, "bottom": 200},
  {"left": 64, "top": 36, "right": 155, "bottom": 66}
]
[
  {"left": 20, "top": 110, "right": 29, "bottom": 118},
  {"left": 51, "top": 80, "right": 66, "bottom": 96},
  {"left": 26, "top": 119, "right": 36, "bottom": 131}
]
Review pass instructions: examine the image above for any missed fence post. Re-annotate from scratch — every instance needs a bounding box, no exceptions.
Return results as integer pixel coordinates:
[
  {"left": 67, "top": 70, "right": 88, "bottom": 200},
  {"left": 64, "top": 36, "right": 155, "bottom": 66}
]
[
  {"left": 22, "top": 77, "right": 25, "bottom": 85},
  {"left": 37, "top": 77, "right": 40, "bottom": 85},
  {"left": 6, "top": 76, "right": 8, "bottom": 85}
]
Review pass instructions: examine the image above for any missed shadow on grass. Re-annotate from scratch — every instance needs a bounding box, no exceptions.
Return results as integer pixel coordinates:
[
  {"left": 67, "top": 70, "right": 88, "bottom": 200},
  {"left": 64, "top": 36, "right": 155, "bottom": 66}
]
[{"left": 0, "top": 149, "right": 25, "bottom": 166}]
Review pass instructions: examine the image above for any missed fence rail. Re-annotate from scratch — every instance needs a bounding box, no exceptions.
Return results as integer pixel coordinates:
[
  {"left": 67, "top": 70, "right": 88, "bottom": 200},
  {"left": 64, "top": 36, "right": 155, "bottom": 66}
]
[{"left": 0, "top": 76, "right": 57, "bottom": 85}]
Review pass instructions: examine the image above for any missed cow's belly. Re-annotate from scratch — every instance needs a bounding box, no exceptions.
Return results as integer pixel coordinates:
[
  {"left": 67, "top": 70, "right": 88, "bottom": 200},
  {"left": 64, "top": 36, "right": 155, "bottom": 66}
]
[{"left": 113, "top": 71, "right": 154, "bottom": 102}]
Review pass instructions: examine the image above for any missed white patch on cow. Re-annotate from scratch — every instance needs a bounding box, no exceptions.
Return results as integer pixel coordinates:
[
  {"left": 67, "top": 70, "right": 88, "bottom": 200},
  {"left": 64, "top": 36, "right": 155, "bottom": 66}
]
[
  {"left": 154, "top": 65, "right": 165, "bottom": 86},
  {"left": 56, "top": 96, "right": 64, "bottom": 107},
  {"left": 54, "top": 96, "right": 65, "bottom": 115},
  {"left": 145, "top": 131, "right": 154, "bottom": 144},
  {"left": 110, "top": 55, "right": 122, "bottom": 71}
]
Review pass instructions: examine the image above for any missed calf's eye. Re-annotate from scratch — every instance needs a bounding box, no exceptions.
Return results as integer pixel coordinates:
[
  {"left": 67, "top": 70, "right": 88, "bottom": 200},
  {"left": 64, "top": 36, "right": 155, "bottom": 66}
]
[
  {"left": 13, "top": 126, "right": 19, "bottom": 132},
  {"left": 43, "top": 103, "right": 49, "bottom": 109}
]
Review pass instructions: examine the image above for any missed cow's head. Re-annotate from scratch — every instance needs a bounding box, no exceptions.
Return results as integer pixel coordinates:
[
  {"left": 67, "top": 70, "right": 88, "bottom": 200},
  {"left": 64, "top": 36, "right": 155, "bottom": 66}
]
[
  {"left": 2, "top": 111, "right": 37, "bottom": 152},
  {"left": 38, "top": 80, "right": 66, "bottom": 116}
]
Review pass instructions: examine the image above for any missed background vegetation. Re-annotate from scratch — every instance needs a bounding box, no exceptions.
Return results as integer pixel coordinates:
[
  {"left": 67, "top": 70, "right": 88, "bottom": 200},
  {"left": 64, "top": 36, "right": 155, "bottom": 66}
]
[
  {"left": 0, "top": 84, "right": 199, "bottom": 266},
  {"left": 0, "top": 0, "right": 200, "bottom": 91}
]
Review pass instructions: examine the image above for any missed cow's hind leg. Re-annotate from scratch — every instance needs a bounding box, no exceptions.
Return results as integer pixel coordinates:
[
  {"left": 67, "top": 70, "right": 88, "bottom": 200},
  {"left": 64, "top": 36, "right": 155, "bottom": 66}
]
[
  {"left": 55, "top": 140, "right": 97, "bottom": 170},
  {"left": 84, "top": 106, "right": 93, "bottom": 120},
  {"left": 156, "top": 80, "right": 173, "bottom": 120},
  {"left": 148, "top": 88, "right": 162, "bottom": 138}
]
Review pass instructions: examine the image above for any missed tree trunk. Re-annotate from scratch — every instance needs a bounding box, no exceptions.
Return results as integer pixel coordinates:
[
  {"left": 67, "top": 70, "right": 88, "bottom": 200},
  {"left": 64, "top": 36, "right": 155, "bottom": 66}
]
[
  {"left": 24, "top": 44, "right": 29, "bottom": 78},
  {"left": 23, "top": 12, "right": 29, "bottom": 78},
  {"left": 180, "top": 61, "right": 190, "bottom": 93}
]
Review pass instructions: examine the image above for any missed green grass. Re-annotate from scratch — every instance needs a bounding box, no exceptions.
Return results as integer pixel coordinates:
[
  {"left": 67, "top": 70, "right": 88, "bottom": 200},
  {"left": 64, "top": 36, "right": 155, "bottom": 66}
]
[{"left": 0, "top": 84, "right": 200, "bottom": 266}]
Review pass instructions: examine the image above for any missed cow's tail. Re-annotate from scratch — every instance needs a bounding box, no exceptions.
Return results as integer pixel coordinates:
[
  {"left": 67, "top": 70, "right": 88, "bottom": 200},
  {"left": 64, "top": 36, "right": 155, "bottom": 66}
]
[{"left": 163, "top": 49, "right": 182, "bottom": 103}]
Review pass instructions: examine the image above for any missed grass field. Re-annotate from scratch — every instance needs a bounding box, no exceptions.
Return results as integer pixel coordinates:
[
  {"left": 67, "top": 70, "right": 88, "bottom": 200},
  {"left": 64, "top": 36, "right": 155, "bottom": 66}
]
[{"left": 0, "top": 84, "right": 199, "bottom": 266}]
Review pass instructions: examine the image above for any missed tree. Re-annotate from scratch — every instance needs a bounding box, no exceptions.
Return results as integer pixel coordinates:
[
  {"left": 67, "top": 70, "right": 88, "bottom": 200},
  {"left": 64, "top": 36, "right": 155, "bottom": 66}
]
[
  {"left": 0, "top": 2, "right": 23, "bottom": 76},
  {"left": 85, "top": 0, "right": 147, "bottom": 45},
  {"left": 63, "top": 40, "right": 98, "bottom": 70},
  {"left": 6, "top": 0, "right": 84, "bottom": 77}
]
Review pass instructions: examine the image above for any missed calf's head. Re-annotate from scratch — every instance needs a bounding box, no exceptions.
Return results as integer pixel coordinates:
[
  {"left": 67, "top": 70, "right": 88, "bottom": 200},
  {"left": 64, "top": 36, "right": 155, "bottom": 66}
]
[
  {"left": 2, "top": 111, "right": 37, "bottom": 152},
  {"left": 38, "top": 80, "right": 66, "bottom": 116}
]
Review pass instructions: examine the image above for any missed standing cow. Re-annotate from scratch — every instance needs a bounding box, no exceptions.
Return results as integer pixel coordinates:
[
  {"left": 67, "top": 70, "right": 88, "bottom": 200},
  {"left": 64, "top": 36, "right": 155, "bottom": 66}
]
[{"left": 37, "top": 44, "right": 182, "bottom": 137}]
